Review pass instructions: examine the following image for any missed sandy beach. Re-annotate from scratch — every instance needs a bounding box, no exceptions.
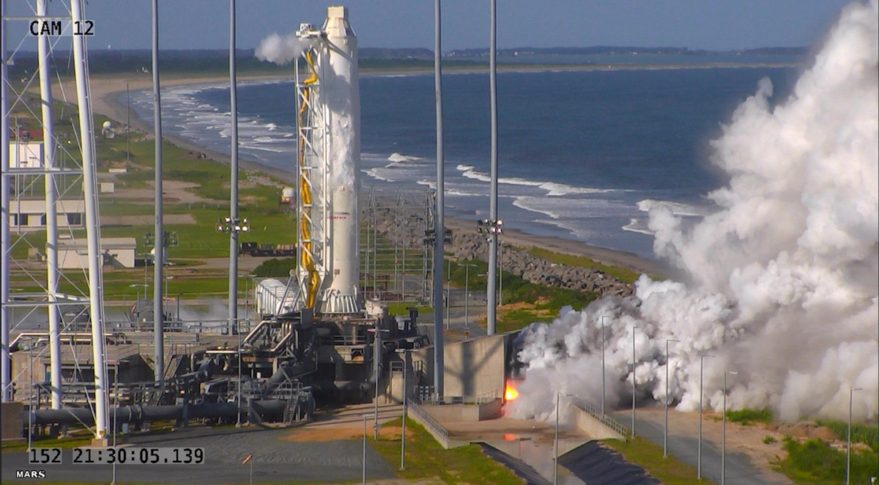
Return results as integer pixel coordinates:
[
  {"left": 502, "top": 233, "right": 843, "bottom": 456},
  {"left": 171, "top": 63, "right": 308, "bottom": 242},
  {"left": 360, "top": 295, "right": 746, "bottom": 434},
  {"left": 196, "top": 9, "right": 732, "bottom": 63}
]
[{"left": 80, "top": 70, "right": 668, "bottom": 278}]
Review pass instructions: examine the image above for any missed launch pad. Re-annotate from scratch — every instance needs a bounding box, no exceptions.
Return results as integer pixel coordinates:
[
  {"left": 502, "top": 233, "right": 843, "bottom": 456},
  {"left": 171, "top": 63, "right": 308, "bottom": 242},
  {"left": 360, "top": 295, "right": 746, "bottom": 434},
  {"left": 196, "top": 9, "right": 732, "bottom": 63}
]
[{"left": 3, "top": 6, "right": 437, "bottom": 438}]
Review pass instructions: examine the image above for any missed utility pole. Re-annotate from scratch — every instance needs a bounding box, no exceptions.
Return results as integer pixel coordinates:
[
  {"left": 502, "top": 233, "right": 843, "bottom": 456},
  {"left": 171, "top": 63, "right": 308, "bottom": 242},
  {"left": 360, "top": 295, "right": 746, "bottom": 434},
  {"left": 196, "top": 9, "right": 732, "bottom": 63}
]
[
  {"left": 698, "top": 353, "right": 711, "bottom": 480},
  {"left": 600, "top": 315, "right": 607, "bottom": 415},
  {"left": 847, "top": 386, "right": 862, "bottom": 485},
  {"left": 631, "top": 326, "right": 637, "bottom": 437},
  {"left": 553, "top": 391, "right": 559, "bottom": 485},
  {"left": 663, "top": 338, "right": 678, "bottom": 458},
  {"left": 722, "top": 370, "right": 738, "bottom": 485}
]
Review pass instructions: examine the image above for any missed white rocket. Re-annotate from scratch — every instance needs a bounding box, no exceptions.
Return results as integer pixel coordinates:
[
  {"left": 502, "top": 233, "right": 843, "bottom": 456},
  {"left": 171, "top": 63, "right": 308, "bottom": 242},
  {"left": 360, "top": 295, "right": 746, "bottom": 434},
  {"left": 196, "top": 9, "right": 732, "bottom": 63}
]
[{"left": 297, "top": 6, "right": 362, "bottom": 314}]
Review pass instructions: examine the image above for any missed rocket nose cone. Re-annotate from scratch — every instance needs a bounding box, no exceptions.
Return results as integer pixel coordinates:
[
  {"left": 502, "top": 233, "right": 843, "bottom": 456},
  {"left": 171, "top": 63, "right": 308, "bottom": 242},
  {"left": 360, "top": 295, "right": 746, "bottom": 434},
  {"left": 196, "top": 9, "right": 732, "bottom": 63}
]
[
  {"left": 327, "top": 6, "right": 348, "bottom": 20},
  {"left": 324, "top": 6, "right": 356, "bottom": 41}
]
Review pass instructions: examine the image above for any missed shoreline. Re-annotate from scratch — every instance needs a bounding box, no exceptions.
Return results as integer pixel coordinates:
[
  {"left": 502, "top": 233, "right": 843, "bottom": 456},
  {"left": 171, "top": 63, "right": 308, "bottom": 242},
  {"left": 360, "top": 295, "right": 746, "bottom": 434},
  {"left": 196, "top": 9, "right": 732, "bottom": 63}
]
[{"left": 88, "top": 66, "right": 684, "bottom": 277}]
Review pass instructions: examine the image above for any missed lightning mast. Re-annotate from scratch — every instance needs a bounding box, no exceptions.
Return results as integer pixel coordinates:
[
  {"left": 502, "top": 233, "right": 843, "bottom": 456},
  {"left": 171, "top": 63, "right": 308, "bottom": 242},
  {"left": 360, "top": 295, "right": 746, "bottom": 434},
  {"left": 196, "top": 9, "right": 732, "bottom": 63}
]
[
  {"left": 70, "top": 0, "right": 109, "bottom": 440},
  {"left": 36, "top": 0, "right": 62, "bottom": 409}
]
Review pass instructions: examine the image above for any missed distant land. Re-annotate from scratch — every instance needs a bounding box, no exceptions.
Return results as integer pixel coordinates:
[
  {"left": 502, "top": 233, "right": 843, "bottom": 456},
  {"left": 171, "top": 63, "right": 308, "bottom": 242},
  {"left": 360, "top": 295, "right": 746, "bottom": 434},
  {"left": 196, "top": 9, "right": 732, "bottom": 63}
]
[{"left": 6, "top": 46, "right": 806, "bottom": 77}]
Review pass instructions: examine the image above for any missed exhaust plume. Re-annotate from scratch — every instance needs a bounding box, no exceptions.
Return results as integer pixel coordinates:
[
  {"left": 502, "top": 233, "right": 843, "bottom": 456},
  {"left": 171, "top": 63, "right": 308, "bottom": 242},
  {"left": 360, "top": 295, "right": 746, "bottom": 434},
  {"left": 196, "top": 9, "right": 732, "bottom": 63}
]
[
  {"left": 510, "top": 0, "right": 878, "bottom": 423},
  {"left": 255, "top": 32, "right": 314, "bottom": 65}
]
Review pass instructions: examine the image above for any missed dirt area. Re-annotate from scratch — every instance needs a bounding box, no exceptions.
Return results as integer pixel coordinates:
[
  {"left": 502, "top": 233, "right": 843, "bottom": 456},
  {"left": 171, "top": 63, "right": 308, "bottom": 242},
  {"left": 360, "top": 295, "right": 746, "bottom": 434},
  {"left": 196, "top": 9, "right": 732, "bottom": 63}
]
[
  {"left": 281, "top": 402, "right": 405, "bottom": 443},
  {"left": 283, "top": 424, "right": 412, "bottom": 442},
  {"left": 773, "top": 421, "right": 838, "bottom": 442},
  {"left": 108, "top": 180, "right": 218, "bottom": 205},
  {"left": 497, "top": 298, "right": 556, "bottom": 321}
]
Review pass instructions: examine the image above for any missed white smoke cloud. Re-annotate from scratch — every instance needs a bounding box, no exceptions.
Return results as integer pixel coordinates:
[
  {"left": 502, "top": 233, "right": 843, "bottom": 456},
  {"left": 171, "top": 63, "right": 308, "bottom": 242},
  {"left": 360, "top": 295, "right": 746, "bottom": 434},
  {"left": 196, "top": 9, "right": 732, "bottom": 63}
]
[
  {"left": 510, "top": 0, "right": 878, "bottom": 423},
  {"left": 255, "top": 32, "right": 314, "bottom": 65}
]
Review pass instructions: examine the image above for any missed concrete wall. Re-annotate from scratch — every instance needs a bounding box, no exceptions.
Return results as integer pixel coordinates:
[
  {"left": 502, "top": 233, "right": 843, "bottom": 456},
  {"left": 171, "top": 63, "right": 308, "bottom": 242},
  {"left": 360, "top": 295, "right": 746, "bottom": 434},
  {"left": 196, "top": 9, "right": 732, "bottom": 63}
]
[
  {"left": 421, "top": 399, "right": 503, "bottom": 422},
  {"left": 1, "top": 403, "right": 24, "bottom": 441},
  {"left": 407, "top": 402, "right": 468, "bottom": 449},
  {"left": 571, "top": 404, "right": 626, "bottom": 441},
  {"left": 411, "top": 331, "right": 519, "bottom": 400},
  {"left": 443, "top": 334, "right": 506, "bottom": 399}
]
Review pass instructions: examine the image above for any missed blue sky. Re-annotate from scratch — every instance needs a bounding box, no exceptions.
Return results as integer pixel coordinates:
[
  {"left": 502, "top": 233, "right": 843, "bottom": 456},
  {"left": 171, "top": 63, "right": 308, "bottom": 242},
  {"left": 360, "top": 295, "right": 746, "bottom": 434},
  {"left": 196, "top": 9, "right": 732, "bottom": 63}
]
[{"left": 6, "top": 0, "right": 854, "bottom": 51}]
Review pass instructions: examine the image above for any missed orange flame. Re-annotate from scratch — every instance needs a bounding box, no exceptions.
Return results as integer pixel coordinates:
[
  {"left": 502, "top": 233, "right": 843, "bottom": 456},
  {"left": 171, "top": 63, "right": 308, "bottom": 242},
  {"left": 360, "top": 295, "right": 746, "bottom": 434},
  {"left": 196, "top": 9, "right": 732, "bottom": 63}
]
[{"left": 504, "top": 381, "right": 519, "bottom": 401}]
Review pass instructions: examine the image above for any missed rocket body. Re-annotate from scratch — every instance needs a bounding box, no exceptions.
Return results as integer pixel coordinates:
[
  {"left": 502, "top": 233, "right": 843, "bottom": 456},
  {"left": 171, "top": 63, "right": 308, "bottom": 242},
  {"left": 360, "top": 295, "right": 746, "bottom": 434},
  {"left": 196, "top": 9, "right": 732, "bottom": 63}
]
[{"left": 313, "top": 6, "right": 361, "bottom": 314}]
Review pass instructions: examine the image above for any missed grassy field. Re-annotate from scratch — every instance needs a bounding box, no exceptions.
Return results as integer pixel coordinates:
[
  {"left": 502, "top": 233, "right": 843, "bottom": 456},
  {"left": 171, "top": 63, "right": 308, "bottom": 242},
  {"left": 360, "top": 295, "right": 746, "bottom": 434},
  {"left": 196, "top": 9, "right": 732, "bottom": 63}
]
[
  {"left": 447, "top": 259, "right": 597, "bottom": 333},
  {"left": 370, "top": 417, "right": 523, "bottom": 484},
  {"left": 528, "top": 246, "right": 642, "bottom": 284},
  {"left": 724, "top": 408, "right": 774, "bottom": 425},
  {"left": 603, "top": 437, "right": 702, "bottom": 484},
  {"left": 779, "top": 437, "right": 878, "bottom": 484}
]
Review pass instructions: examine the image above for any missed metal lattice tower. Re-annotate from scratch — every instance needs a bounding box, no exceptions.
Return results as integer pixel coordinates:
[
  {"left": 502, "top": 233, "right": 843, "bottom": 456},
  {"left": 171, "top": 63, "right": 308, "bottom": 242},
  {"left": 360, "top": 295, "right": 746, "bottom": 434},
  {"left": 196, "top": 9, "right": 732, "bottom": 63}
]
[{"left": 1, "top": 0, "right": 110, "bottom": 439}]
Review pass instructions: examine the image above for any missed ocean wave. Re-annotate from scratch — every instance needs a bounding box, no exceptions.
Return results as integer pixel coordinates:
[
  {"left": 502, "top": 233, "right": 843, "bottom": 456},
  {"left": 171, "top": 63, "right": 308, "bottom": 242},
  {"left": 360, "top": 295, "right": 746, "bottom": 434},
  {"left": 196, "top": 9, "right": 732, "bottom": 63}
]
[
  {"left": 512, "top": 197, "right": 561, "bottom": 220},
  {"left": 455, "top": 164, "right": 615, "bottom": 196},
  {"left": 622, "top": 218, "right": 654, "bottom": 235},
  {"left": 240, "top": 144, "right": 285, "bottom": 153},
  {"left": 388, "top": 152, "right": 423, "bottom": 163},
  {"left": 364, "top": 168, "right": 393, "bottom": 182},
  {"left": 636, "top": 199, "right": 707, "bottom": 217}
]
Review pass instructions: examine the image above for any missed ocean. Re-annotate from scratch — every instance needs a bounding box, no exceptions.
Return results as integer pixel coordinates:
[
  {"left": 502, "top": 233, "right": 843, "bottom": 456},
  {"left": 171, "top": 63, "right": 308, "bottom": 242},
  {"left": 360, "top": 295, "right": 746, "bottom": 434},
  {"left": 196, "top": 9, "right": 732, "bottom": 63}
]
[{"left": 131, "top": 65, "right": 797, "bottom": 259}]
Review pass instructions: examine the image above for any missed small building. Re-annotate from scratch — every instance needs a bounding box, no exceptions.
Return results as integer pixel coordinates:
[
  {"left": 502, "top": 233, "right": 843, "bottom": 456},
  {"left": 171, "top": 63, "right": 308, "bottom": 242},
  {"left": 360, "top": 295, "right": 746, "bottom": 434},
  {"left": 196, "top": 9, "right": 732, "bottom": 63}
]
[
  {"left": 58, "top": 237, "right": 137, "bottom": 269},
  {"left": 9, "top": 141, "right": 43, "bottom": 169},
  {"left": 8, "top": 199, "right": 85, "bottom": 232}
]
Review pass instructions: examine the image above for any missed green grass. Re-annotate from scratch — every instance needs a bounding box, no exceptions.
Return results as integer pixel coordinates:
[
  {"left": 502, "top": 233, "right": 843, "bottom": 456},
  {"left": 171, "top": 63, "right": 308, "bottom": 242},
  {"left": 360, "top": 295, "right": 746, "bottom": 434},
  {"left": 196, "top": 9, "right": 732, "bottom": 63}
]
[
  {"left": 370, "top": 417, "right": 522, "bottom": 484},
  {"left": 2, "top": 435, "right": 93, "bottom": 452},
  {"left": 725, "top": 408, "right": 773, "bottom": 425},
  {"left": 815, "top": 419, "right": 879, "bottom": 452},
  {"left": 386, "top": 302, "right": 432, "bottom": 317},
  {"left": 446, "top": 259, "right": 598, "bottom": 333},
  {"left": 253, "top": 258, "right": 296, "bottom": 277},
  {"left": 602, "top": 436, "right": 700, "bottom": 484},
  {"left": 528, "top": 246, "right": 642, "bottom": 284},
  {"left": 779, "top": 437, "right": 879, "bottom": 484}
]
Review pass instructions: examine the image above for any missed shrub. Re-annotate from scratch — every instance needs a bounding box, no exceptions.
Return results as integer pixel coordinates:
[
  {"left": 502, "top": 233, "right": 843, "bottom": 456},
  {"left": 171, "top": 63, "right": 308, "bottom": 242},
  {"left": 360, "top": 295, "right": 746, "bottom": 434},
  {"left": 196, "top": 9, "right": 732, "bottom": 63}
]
[{"left": 725, "top": 408, "right": 773, "bottom": 425}]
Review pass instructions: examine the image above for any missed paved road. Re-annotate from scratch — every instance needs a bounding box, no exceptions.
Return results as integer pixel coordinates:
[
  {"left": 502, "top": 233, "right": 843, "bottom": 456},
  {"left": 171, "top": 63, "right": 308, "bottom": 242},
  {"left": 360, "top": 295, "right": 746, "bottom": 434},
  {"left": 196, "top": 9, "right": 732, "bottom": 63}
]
[{"left": 2, "top": 425, "right": 393, "bottom": 484}]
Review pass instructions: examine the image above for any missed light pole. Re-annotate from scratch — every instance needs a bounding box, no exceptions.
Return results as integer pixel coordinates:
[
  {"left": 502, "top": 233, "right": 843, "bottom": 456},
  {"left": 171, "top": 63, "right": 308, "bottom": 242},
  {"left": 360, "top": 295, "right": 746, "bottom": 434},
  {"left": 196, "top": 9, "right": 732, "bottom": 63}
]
[
  {"left": 362, "top": 413, "right": 375, "bottom": 485},
  {"left": 445, "top": 260, "right": 451, "bottom": 330},
  {"left": 698, "top": 353, "right": 712, "bottom": 480},
  {"left": 237, "top": 327, "right": 242, "bottom": 427},
  {"left": 847, "top": 386, "right": 862, "bottom": 485},
  {"left": 396, "top": 349, "right": 409, "bottom": 471},
  {"left": 463, "top": 263, "right": 476, "bottom": 329},
  {"left": 722, "top": 370, "right": 738, "bottom": 485},
  {"left": 372, "top": 328, "right": 389, "bottom": 439},
  {"left": 554, "top": 391, "right": 560, "bottom": 485},
  {"left": 112, "top": 364, "right": 119, "bottom": 484},
  {"left": 631, "top": 325, "right": 637, "bottom": 437},
  {"left": 216, "top": 217, "right": 249, "bottom": 334},
  {"left": 663, "top": 338, "right": 679, "bottom": 458},
  {"left": 600, "top": 315, "right": 608, "bottom": 416}
]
